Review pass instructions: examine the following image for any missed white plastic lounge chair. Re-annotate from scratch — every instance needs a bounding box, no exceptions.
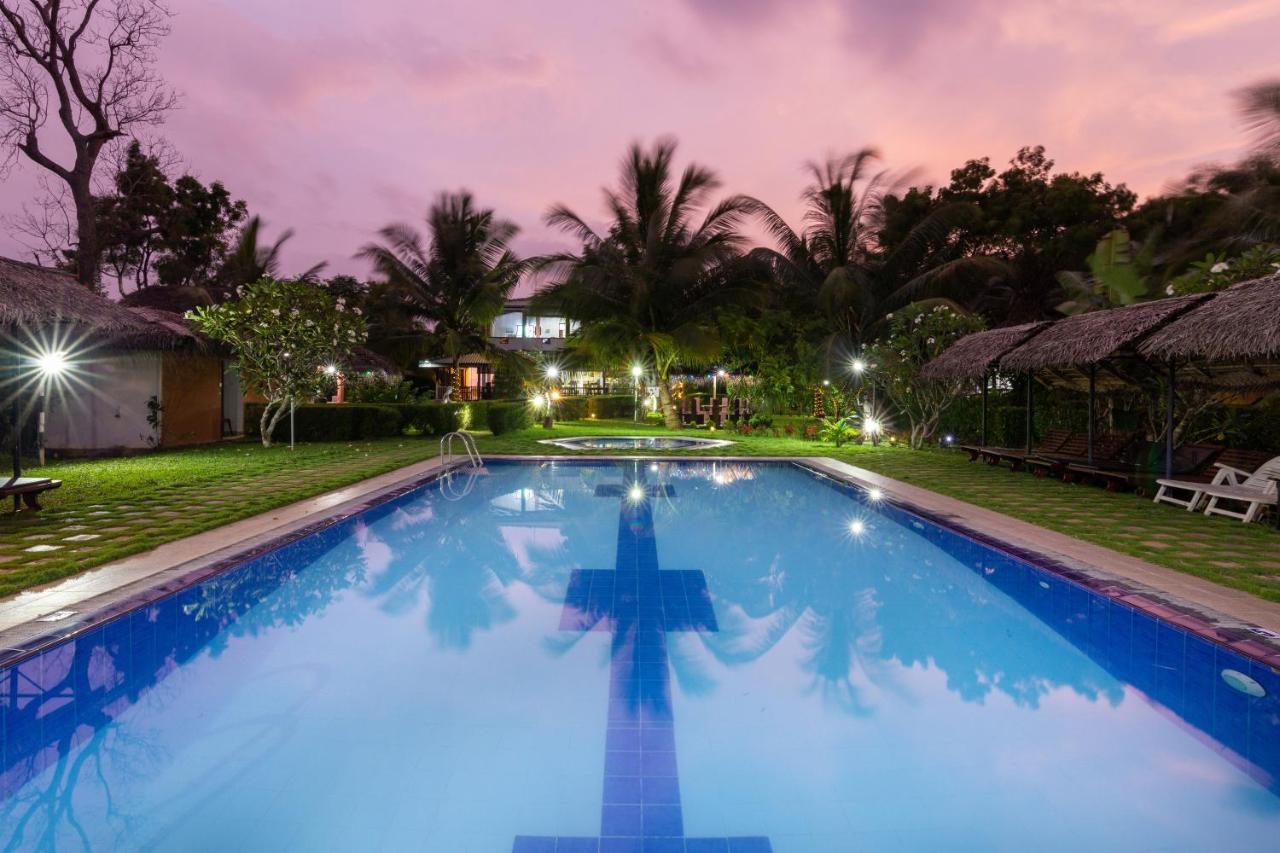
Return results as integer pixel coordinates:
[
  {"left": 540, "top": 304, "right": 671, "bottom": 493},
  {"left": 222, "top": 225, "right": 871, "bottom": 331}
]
[{"left": 1154, "top": 455, "right": 1280, "bottom": 523}]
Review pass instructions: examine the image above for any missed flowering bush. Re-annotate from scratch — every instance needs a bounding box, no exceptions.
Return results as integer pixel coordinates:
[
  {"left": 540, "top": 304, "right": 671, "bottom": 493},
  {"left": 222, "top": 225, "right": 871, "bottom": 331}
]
[
  {"left": 867, "top": 303, "right": 985, "bottom": 449},
  {"left": 188, "top": 278, "right": 367, "bottom": 446},
  {"left": 1167, "top": 246, "right": 1280, "bottom": 295}
]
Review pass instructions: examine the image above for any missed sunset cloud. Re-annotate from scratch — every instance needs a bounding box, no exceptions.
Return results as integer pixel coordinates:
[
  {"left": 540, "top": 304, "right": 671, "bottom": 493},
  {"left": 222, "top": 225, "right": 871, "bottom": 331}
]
[{"left": 1, "top": 0, "right": 1276, "bottom": 282}]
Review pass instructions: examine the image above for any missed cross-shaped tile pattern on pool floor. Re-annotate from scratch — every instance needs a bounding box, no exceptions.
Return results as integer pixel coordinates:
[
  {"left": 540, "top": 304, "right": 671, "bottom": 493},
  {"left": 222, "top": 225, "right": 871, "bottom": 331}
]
[{"left": 513, "top": 476, "right": 772, "bottom": 853}]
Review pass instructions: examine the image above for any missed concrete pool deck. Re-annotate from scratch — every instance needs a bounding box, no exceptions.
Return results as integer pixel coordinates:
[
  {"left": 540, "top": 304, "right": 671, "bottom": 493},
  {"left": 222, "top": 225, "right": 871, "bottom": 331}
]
[{"left": 2, "top": 454, "right": 1278, "bottom": 668}]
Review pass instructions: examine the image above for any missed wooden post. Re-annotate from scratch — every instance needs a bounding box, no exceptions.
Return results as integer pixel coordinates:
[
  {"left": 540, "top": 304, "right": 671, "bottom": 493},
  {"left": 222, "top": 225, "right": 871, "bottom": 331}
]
[
  {"left": 1087, "top": 364, "right": 1096, "bottom": 467},
  {"left": 980, "top": 373, "right": 989, "bottom": 447},
  {"left": 1165, "top": 362, "right": 1176, "bottom": 479},
  {"left": 1024, "top": 372, "right": 1034, "bottom": 453}
]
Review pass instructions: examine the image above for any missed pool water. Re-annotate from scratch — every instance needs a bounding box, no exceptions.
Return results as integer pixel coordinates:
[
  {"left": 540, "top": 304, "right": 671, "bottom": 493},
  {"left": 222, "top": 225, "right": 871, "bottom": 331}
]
[
  {"left": 1, "top": 460, "right": 1277, "bottom": 852},
  {"left": 541, "top": 436, "right": 733, "bottom": 450}
]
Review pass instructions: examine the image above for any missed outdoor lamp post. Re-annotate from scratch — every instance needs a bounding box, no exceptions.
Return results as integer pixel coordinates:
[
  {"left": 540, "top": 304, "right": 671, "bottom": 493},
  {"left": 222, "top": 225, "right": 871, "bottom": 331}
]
[
  {"left": 631, "top": 364, "right": 643, "bottom": 422},
  {"left": 324, "top": 363, "right": 346, "bottom": 404},
  {"left": 8, "top": 348, "right": 70, "bottom": 507}
]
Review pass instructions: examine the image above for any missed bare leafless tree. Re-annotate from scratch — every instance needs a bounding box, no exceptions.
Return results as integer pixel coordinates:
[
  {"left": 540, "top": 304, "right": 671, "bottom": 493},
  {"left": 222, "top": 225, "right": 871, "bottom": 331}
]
[{"left": 0, "top": 0, "right": 177, "bottom": 289}]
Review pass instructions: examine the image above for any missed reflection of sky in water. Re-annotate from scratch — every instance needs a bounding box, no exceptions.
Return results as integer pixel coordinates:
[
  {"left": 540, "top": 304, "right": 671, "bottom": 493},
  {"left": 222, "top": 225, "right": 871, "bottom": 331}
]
[{"left": 1, "top": 460, "right": 1277, "bottom": 852}]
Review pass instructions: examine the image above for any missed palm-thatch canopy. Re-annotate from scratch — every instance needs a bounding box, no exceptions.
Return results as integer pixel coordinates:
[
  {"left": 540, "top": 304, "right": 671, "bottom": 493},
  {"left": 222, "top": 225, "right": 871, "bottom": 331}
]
[
  {"left": 919, "top": 321, "right": 1048, "bottom": 380},
  {"left": 1139, "top": 276, "right": 1280, "bottom": 363},
  {"left": 0, "top": 256, "right": 206, "bottom": 350},
  {"left": 999, "top": 294, "right": 1210, "bottom": 373}
]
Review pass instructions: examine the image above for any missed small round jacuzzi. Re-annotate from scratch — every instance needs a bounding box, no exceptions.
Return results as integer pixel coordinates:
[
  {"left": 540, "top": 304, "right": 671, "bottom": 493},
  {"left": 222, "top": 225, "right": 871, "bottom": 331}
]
[{"left": 538, "top": 435, "right": 734, "bottom": 451}]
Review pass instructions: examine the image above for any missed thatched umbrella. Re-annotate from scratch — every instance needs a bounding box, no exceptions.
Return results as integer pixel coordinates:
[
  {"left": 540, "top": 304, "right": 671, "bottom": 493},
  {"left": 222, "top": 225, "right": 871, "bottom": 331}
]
[
  {"left": 1138, "top": 275, "right": 1280, "bottom": 380},
  {"left": 920, "top": 321, "right": 1049, "bottom": 446},
  {"left": 997, "top": 294, "right": 1211, "bottom": 472}
]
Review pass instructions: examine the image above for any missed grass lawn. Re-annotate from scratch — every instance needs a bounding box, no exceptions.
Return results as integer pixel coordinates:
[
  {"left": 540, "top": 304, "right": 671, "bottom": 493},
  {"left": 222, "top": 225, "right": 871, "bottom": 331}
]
[{"left": 1, "top": 417, "right": 1277, "bottom": 603}]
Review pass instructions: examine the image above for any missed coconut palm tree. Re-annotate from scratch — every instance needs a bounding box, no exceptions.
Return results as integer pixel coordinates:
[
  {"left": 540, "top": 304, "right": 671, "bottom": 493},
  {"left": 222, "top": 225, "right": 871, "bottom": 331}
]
[
  {"left": 359, "top": 191, "right": 526, "bottom": 391},
  {"left": 533, "top": 138, "right": 757, "bottom": 428},
  {"left": 216, "top": 215, "right": 326, "bottom": 297},
  {"left": 743, "top": 149, "right": 993, "bottom": 362}
]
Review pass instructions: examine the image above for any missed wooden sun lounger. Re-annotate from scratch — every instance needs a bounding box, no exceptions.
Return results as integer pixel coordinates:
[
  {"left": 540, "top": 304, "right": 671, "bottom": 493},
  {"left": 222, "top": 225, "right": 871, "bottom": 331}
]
[
  {"left": 1065, "top": 443, "right": 1221, "bottom": 494},
  {"left": 1026, "top": 431, "right": 1139, "bottom": 481},
  {"left": 961, "top": 428, "right": 1073, "bottom": 471},
  {"left": 2, "top": 476, "right": 62, "bottom": 512}
]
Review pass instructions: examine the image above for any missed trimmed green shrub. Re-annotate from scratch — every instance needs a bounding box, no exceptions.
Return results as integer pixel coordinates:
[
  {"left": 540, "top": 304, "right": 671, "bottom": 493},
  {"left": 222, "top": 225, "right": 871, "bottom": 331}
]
[
  {"left": 487, "top": 401, "right": 533, "bottom": 435},
  {"left": 244, "top": 403, "right": 402, "bottom": 441},
  {"left": 586, "top": 395, "right": 636, "bottom": 420}
]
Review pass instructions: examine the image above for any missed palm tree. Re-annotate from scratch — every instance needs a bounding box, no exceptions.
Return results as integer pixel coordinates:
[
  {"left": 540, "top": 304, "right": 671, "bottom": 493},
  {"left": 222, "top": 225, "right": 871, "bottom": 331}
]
[
  {"left": 359, "top": 191, "right": 526, "bottom": 392},
  {"left": 743, "top": 149, "right": 990, "bottom": 362},
  {"left": 533, "top": 138, "right": 757, "bottom": 428},
  {"left": 216, "top": 215, "right": 326, "bottom": 296}
]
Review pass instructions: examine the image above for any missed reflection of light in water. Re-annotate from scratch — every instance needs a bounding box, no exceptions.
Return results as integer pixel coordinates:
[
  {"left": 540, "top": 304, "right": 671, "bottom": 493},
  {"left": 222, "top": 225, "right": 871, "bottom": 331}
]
[
  {"left": 866, "top": 487, "right": 883, "bottom": 502},
  {"left": 627, "top": 484, "right": 646, "bottom": 503},
  {"left": 849, "top": 519, "right": 866, "bottom": 537}
]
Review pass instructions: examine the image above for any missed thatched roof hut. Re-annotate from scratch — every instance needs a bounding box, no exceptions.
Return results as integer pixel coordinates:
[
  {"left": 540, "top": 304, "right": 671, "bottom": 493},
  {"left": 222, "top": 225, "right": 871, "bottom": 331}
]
[
  {"left": 0, "top": 256, "right": 205, "bottom": 350},
  {"left": 920, "top": 321, "right": 1048, "bottom": 380},
  {"left": 999, "top": 293, "right": 1210, "bottom": 374}
]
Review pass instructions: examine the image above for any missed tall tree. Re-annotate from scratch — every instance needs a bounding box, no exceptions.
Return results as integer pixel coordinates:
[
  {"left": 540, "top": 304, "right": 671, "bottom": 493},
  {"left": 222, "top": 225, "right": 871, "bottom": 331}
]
[
  {"left": 0, "top": 0, "right": 177, "bottom": 289},
  {"left": 359, "top": 191, "right": 526, "bottom": 391},
  {"left": 533, "top": 138, "right": 756, "bottom": 428},
  {"left": 880, "top": 146, "right": 1135, "bottom": 324},
  {"left": 743, "top": 149, "right": 988, "bottom": 361}
]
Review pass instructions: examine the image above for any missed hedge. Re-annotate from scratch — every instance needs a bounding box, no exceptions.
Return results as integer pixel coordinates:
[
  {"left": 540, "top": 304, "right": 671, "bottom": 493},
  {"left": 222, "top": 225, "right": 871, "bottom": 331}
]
[
  {"left": 487, "top": 401, "right": 533, "bottom": 435},
  {"left": 245, "top": 402, "right": 403, "bottom": 441},
  {"left": 552, "top": 394, "right": 636, "bottom": 421}
]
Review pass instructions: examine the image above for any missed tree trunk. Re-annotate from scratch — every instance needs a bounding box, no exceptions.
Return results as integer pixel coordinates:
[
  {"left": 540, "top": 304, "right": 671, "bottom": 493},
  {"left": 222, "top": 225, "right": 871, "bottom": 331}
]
[
  {"left": 260, "top": 398, "right": 289, "bottom": 448},
  {"left": 659, "top": 380, "right": 679, "bottom": 430},
  {"left": 70, "top": 173, "right": 102, "bottom": 291}
]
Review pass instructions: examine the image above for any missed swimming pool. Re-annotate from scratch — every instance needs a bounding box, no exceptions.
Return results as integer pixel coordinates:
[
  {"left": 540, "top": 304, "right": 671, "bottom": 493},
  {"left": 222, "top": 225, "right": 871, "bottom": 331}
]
[
  {"left": 2, "top": 459, "right": 1277, "bottom": 851},
  {"left": 540, "top": 436, "right": 734, "bottom": 450}
]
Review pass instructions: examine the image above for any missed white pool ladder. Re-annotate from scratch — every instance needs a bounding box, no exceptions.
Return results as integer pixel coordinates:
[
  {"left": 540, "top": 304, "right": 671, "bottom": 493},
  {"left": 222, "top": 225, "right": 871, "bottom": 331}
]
[{"left": 440, "top": 430, "right": 482, "bottom": 469}]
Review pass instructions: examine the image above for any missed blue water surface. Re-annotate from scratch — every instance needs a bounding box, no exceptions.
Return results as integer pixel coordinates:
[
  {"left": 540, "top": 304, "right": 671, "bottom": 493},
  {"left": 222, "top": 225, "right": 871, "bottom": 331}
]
[{"left": 1, "top": 460, "right": 1277, "bottom": 852}]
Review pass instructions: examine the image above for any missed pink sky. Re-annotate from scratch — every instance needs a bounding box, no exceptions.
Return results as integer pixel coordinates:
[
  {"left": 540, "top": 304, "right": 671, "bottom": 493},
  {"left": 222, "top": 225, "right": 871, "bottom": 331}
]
[{"left": 2, "top": 0, "right": 1279, "bottom": 286}]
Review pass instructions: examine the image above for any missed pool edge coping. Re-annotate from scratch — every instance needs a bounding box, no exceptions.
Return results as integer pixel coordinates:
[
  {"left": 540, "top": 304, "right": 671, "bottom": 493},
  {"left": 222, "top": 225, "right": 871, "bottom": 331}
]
[{"left": 1, "top": 453, "right": 1277, "bottom": 671}]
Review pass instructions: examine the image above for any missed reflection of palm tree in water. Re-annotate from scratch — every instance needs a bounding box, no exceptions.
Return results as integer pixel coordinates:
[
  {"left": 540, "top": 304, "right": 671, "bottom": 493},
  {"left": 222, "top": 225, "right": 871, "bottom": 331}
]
[
  {"left": 1, "top": 595, "right": 319, "bottom": 850},
  {"left": 664, "top": 469, "right": 1122, "bottom": 715}
]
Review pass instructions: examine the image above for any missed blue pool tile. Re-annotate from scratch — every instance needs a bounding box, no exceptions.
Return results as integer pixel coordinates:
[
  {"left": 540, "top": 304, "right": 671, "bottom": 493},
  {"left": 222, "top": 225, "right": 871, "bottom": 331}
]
[
  {"left": 601, "top": 839, "right": 644, "bottom": 853},
  {"left": 603, "top": 804, "right": 644, "bottom": 836},
  {"left": 604, "top": 775, "right": 643, "bottom": 804},
  {"left": 512, "top": 837, "right": 557, "bottom": 853},
  {"left": 608, "top": 727, "right": 641, "bottom": 751},
  {"left": 557, "top": 838, "right": 601, "bottom": 853},
  {"left": 641, "top": 750, "right": 678, "bottom": 777},
  {"left": 642, "top": 776, "right": 680, "bottom": 804},
  {"left": 642, "top": 804, "right": 683, "bottom": 836},
  {"left": 641, "top": 727, "right": 676, "bottom": 752},
  {"left": 685, "top": 841, "right": 730, "bottom": 853},
  {"left": 606, "top": 751, "right": 642, "bottom": 776},
  {"left": 727, "top": 838, "right": 772, "bottom": 853},
  {"left": 642, "top": 838, "right": 685, "bottom": 853}
]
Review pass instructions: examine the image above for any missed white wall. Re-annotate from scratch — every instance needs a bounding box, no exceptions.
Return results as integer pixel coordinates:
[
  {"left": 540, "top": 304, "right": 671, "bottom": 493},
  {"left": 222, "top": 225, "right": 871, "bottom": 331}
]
[{"left": 44, "top": 352, "right": 162, "bottom": 451}]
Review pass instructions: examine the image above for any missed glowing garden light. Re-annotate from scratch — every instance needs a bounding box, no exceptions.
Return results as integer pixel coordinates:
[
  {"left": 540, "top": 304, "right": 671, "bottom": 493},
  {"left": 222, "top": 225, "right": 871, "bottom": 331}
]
[
  {"left": 821, "top": 379, "right": 830, "bottom": 386},
  {"left": 863, "top": 417, "right": 881, "bottom": 435},
  {"left": 532, "top": 394, "right": 547, "bottom": 408},
  {"left": 631, "top": 365, "right": 643, "bottom": 378},
  {"left": 34, "top": 349, "right": 69, "bottom": 378},
  {"left": 851, "top": 358, "right": 866, "bottom": 375},
  {"left": 545, "top": 365, "right": 560, "bottom": 380},
  {"left": 324, "top": 363, "right": 339, "bottom": 375}
]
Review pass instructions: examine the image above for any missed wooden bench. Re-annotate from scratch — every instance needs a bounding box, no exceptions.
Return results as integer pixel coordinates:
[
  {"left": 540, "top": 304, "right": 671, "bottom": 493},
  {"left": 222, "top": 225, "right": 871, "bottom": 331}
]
[
  {"left": 961, "top": 428, "right": 1073, "bottom": 471},
  {"left": 2, "top": 477, "right": 62, "bottom": 511}
]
